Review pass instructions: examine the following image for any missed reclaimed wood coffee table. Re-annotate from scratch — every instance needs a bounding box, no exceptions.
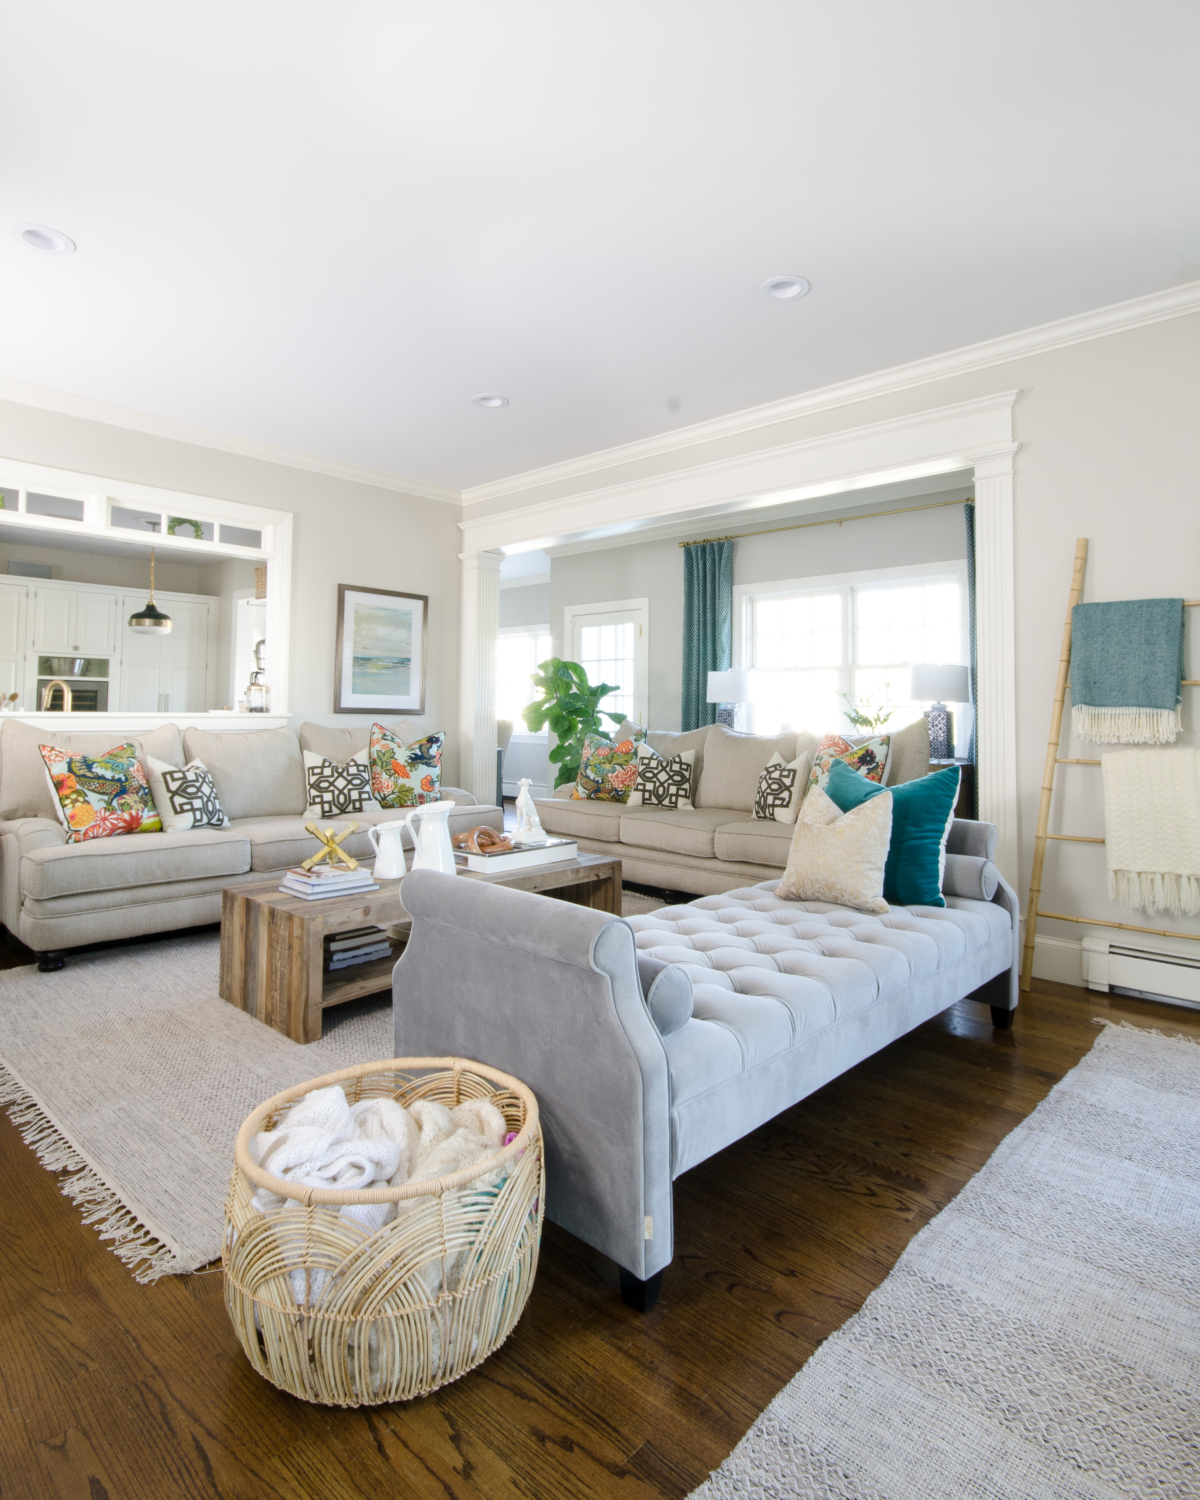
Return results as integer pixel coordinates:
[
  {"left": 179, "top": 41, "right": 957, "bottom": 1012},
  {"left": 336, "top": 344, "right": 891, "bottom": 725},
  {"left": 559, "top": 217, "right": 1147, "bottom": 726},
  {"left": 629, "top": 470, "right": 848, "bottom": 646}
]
[{"left": 220, "top": 851, "right": 622, "bottom": 1042}]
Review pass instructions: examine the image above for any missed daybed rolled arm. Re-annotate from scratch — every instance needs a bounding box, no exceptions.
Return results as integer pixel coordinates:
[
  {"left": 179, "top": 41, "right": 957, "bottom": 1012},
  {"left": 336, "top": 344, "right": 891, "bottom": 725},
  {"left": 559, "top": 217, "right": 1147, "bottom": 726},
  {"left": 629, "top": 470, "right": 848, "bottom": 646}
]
[
  {"left": 392, "top": 870, "right": 675, "bottom": 1282},
  {"left": 947, "top": 818, "right": 1019, "bottom": 1018}
]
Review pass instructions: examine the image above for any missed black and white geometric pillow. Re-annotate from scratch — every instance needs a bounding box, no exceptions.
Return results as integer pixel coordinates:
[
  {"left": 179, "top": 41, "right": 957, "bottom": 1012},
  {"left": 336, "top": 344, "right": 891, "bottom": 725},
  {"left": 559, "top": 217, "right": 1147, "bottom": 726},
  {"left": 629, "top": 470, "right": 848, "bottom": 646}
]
[
  {"left": 145, "top": 755, "right": 230, "bottom": 831},
  {"left": 162, "top": 761, "right": 229, "bottom": 829},
  {"left": 629, "top": 744, "right": 695, "bottom": 810},
  {"left": 303, "top": 751, "right": 375, "bottom": 818},
  {"left": 754, "top": 751, "right": 812, "bottom": 824}
]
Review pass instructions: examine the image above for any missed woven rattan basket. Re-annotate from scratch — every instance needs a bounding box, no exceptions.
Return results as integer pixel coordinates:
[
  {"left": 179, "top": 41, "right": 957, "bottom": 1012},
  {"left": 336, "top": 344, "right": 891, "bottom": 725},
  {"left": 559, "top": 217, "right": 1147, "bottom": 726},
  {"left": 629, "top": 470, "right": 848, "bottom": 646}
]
[{"left": 224, "top": 1056, "right": 544, "bottom": 1406}]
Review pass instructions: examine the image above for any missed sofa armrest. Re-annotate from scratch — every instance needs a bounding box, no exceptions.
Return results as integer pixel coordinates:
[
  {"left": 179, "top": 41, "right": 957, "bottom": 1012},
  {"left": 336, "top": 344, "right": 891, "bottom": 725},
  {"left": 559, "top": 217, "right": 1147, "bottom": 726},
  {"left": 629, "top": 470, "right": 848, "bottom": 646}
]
[
  {"left": 0, "top": 818, "right": 68, "bottom": 935},
  {"left": 551, "top": 783, "right": 575, "bottom": 800},
  {"left": 946, "top": 817, "right": 999, "bottom": 861},
  {"left": 392, "top": 869, "right": 673, "bottom": 1281},
  {"left": 439, "top": 785, "right": 477, "bottom": 806}
]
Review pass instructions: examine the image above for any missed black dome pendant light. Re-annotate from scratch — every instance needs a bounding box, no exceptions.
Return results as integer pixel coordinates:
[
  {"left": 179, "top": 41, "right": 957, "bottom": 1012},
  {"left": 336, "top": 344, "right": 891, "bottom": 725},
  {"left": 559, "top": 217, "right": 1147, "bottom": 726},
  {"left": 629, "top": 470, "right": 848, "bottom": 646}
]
[{"left": 127, "top": 547, "right": 173, "bottom": 634}]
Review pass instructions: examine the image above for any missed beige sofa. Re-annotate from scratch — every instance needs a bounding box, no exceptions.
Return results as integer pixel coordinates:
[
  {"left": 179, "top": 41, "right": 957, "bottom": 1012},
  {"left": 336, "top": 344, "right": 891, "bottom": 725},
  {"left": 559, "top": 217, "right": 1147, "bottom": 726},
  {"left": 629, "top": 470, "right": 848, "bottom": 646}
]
[
  {"left": 0, "top": 718, "right": 502, "bottom": 969},
  {"left": 534, "top": 719, "right": 931, "bottom": 897}
]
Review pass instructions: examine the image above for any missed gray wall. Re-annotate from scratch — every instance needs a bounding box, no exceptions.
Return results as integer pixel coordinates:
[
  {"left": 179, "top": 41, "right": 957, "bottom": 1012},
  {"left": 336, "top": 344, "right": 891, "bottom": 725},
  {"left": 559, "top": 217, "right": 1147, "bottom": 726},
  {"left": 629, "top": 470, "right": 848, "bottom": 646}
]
[
  {"left": 550, "top": 490, "right": 970, "bottom": 731},
  {"left": 499, "top": 582, "right": 550, "bottom": 629},
  {"left": 1, "top": 537, "right": 215, "bottom": 594}
]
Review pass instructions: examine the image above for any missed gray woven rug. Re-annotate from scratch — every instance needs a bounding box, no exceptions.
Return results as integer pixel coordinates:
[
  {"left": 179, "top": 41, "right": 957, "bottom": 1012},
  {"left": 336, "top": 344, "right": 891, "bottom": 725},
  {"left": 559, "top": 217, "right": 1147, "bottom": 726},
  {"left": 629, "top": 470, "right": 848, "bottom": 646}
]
[
  {"left": 691, "top": 1022, "right": 1200, "bottom": 1500},
  {"left": 0, "top": 890, "right": 666, "bottom": 1283}
]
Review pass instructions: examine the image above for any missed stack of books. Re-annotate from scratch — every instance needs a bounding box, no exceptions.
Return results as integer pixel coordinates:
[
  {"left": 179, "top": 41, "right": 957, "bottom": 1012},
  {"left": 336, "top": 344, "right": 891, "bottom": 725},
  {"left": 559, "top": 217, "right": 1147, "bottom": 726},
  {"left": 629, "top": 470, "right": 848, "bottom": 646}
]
[
  {"left": 454, "top": 836, "right": 578, "bottom": 874},
  {"left": 325, "top": 926, "right": 393, "bottom": 971},
  {"left": 280, "top": 865, "right": 380, "bottom": 900}
]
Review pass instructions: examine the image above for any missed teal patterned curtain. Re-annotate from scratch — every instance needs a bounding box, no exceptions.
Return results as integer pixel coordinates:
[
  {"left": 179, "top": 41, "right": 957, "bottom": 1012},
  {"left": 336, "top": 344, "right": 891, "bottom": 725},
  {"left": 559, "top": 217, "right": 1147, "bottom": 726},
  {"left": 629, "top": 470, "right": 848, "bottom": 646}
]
[
  {"left": 965, "top": 501, "right": 977, "bottom": 764},
  {"left": 681, "top": 539, "right": 733, "bottom": 731}
]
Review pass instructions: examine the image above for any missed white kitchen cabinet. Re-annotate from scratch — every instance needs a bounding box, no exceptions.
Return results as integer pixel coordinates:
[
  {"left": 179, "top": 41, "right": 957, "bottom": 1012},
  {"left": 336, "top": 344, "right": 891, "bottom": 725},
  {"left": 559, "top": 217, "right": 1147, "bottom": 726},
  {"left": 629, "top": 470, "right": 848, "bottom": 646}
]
[
  {"left": 116, "top": 593, "right": 213, "bottom": 713},
  {"left": 0, "top": 581, "right": 28, "bottom": 703},
  {"left": 31, "top": 585, "right": 119, "bottom": 656}
]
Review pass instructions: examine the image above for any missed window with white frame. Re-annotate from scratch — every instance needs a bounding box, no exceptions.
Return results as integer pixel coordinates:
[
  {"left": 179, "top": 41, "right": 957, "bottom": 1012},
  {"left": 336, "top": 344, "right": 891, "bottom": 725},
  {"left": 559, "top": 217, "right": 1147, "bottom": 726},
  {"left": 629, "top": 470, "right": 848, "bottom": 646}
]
[
  {"left": 736, "top": 563, "right": 969, "bottom": 746},
  {"left": 565, "top": 598, "right": 649, "bottom": 727},
  {"left": 496, "top": 625, "right": 552, "bottom": 732}
]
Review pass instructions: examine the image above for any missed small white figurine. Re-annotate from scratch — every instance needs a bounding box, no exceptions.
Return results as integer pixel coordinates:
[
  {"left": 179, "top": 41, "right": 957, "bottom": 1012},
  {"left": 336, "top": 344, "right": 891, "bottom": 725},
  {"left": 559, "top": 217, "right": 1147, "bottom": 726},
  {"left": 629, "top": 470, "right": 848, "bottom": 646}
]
[{"left": 514, "top": 777, "right": 547, "bottom": 843}]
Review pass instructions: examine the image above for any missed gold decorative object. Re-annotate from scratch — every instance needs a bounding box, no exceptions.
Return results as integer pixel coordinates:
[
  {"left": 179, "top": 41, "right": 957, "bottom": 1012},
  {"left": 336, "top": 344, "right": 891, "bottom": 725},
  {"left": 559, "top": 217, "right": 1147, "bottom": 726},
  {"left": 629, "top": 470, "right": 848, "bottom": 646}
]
[{"left": 301, "top": 821, "right": 361, "bottom": 872}]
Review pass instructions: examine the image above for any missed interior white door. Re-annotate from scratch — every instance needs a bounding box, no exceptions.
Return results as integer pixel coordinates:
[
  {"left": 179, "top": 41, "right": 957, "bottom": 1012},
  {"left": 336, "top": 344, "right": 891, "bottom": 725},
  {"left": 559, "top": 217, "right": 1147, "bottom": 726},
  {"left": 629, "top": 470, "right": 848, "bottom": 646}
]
[
  {"left": 32, "top": 587, "right": 75, "bottom": 653},
  {"left": 0, "top": 581, "right": 28, "bottom": 703},
  {"left": 76, "top": 589, "right": 119, "bottom": 656},
  {"left": 566, "top": 598, "right": 649, "bottom": 728}
]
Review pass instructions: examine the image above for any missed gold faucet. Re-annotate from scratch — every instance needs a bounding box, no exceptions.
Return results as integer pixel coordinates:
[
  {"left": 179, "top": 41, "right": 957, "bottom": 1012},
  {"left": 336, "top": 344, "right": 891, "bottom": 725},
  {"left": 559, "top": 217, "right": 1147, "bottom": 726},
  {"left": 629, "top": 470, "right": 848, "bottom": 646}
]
[{"left": 41, "top": 679, "right": 73, "bottom": 711}]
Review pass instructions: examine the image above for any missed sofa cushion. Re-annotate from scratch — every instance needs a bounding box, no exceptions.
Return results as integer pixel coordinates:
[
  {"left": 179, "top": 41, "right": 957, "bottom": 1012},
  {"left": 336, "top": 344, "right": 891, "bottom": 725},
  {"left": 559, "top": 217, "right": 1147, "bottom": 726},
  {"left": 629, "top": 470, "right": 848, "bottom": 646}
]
[
  {"left": 696, "top": 725, "right": 802, "bottom": 813},
  {"left": 534, "top": 794, "right": 626, "bottom": 842},
  {"left": 0, "top": 719, "right": 184, "bottom": 822},
  {"left": 883, "top": 716, "right": 930, "bottom": 786},
  {"left": 182, "top": 726, "right": 306, "bottom": 821},
  {"left": 713, "top": 817, "right": 795, "bottom": 867},
  {"left": 620, "top": 807, "right": 734, "bottom": 859},
  {"left": 21, "top": 827, "right": 251, "bottom": 900},
  {"left": 617, "top": 724, "right": 713, "bottom": 786}
]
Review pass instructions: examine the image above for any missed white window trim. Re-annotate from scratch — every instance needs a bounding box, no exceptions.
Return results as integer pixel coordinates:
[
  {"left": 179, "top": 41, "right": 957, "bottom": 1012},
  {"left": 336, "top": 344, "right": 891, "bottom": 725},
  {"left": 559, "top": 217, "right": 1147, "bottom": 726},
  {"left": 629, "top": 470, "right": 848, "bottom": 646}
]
[
  {"left": 563, "top": 596, "right": 649, "bottom": 727},
  {"left": 734, "top": 559, "right": 968, "bottom": 671}
]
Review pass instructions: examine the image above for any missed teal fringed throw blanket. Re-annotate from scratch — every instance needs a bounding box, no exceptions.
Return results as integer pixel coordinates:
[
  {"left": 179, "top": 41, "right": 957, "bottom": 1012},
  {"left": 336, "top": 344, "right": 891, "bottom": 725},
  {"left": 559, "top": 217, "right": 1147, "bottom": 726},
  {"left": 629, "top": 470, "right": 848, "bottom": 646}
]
[{"left": 1070, "top": 598, "right": 1184, "bottom": 744}]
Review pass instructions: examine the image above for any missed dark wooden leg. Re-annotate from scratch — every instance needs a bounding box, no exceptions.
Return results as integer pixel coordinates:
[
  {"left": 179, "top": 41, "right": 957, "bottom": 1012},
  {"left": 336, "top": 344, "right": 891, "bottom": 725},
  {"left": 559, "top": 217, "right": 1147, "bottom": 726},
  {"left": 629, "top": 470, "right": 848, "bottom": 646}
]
[
  {"left": 36, "top": 951, "right": 66, "bottom": 973},
  {"left": 618, "top": 1266, "right": 664, "bottom": 1313},
  {"left": 991, "top": 1005, "right": 1014, "bottom": 1030}
]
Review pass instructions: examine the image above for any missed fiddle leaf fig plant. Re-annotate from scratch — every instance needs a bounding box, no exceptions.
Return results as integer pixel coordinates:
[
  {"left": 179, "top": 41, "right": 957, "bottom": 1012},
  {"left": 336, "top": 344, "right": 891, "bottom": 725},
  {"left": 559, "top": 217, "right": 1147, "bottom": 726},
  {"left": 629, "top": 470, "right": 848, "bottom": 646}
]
[{"left": 522, "top": 657, "right": 625, "bottom": 788}]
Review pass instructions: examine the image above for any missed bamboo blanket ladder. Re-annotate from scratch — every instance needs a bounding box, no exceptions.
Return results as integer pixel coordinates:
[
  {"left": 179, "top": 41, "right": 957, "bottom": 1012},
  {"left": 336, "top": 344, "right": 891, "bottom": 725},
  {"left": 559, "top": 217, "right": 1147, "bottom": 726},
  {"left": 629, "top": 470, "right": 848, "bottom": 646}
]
[{"left": 1020, "top": 537, "right": 1200, "bottom": 990}]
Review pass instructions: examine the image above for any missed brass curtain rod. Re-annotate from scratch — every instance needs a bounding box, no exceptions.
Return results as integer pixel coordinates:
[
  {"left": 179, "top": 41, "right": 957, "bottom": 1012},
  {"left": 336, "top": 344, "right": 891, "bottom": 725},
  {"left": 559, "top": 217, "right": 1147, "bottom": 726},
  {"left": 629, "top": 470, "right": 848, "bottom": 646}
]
[{"left": 678, "top": 496, "right": 971, "bottom": 548}]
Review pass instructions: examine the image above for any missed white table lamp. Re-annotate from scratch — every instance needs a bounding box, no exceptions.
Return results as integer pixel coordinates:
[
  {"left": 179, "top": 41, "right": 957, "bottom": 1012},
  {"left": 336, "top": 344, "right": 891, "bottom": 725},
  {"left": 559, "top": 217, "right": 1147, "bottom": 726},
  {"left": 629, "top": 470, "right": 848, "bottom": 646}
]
[
  {"left": 910, "top": 664, "right": 970, "bottom": 759},
  {"left": 706, "top": 670, "right": 754, "bottom": 731}
]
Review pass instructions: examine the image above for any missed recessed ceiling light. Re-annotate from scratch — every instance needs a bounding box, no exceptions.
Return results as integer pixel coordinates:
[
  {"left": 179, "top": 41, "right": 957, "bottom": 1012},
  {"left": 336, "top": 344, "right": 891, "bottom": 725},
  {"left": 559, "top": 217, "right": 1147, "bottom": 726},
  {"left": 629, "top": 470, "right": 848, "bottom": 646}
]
[
  {"left": 472, "top": 394, "right": 509, "bottom": 408},
  {"left": 760, "top": 275, "right": 810, "bottom": 301},
  {"left": 14, "top": 224, "right": 76, "bottom": 254}
]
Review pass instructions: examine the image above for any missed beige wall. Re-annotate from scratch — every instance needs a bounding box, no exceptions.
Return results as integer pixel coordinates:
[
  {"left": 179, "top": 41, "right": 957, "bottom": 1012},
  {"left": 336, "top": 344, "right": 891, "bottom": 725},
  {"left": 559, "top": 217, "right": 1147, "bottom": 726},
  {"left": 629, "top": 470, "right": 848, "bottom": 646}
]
[
  {"left": 0, "top": 401, "right": 464, "bottom": 780},
  {"left": 492, "top": 310, "right": 1200, "bottom": 968}
]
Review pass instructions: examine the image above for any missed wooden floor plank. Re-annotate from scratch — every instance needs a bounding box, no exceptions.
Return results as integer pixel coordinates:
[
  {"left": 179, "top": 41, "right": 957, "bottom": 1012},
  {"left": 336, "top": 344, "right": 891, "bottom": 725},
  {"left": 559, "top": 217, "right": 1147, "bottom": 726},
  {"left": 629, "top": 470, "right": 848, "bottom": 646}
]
[{"left": 3, "top": 953, "right": 1199, "bottom": 1499}]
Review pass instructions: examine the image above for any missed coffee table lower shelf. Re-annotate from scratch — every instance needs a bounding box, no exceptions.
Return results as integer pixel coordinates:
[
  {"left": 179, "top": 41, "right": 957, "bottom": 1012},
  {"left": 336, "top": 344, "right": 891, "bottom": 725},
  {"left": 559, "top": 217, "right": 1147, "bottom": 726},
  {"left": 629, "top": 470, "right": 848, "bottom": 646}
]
[{"left": 220, "top": 852, "right": 622, "bottom": 1041}]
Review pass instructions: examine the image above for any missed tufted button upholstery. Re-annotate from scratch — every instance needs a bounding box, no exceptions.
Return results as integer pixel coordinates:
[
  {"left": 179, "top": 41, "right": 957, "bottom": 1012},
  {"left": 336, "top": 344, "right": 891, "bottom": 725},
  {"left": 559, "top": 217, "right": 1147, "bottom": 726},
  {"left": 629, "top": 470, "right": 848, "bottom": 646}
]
[{"left": 626, "top": 878, "right": 1011, "bottom": 1114}]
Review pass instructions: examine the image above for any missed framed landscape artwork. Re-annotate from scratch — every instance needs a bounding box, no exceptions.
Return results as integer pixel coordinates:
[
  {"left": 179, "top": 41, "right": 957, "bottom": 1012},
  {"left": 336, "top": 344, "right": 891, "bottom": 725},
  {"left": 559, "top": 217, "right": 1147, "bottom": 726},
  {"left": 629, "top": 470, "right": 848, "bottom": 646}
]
[{"left": 334, "top": 584, "right": 428, "bottom": 714}]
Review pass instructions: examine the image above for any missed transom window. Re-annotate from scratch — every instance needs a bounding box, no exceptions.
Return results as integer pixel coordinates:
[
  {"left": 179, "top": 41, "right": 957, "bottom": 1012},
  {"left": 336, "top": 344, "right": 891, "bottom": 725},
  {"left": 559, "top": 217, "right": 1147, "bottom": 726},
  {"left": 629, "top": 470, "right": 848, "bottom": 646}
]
[{"left": 737, "top": 563, "right": 968, "bottom": 745}]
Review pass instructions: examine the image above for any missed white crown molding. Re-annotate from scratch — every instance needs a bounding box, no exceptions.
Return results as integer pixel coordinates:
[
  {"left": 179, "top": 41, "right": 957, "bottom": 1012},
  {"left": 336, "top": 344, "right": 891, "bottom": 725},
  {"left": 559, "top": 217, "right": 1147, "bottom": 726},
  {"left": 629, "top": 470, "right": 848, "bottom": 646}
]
[
  {"left": 498, "top": 572, "right": 551, "bottom": 590},
  {"left": 0, "top": 375, "right": 460, "bottom": 506},
  {"left": 462, "top": 279, "right": 1200, "bottom": 507},
  {"left": 460, "top": 389, "right": 1019, "bottom": 555}
]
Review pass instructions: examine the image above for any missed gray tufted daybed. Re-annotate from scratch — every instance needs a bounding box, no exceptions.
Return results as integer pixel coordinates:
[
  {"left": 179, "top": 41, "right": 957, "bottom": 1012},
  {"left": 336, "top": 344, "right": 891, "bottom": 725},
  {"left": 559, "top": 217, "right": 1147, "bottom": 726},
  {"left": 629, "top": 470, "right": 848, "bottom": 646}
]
[{"left": 392, "top": 817, "right": 1018, "bottom": 1310}]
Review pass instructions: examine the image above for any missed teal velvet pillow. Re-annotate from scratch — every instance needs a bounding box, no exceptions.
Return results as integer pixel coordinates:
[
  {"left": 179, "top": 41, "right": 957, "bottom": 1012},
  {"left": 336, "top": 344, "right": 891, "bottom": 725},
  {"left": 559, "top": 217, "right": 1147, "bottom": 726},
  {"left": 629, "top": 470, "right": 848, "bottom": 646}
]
[{"left": 825, "top": 757, "right": 961, "bottom": 908}]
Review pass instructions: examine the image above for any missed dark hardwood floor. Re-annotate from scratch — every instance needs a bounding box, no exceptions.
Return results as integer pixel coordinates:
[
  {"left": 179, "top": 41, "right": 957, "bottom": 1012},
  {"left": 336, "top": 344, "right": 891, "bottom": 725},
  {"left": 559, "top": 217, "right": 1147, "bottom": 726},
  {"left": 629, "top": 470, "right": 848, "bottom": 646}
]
[{"left": 2, "top": 941, "right": 1198, "bottom": 1500}]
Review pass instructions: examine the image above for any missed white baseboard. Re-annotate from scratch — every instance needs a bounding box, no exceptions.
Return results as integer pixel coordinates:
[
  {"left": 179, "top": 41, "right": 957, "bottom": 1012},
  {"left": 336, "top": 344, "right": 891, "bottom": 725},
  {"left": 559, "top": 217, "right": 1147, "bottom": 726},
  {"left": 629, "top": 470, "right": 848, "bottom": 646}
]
[{"left": 1031, "top": 933, "right": 1084, "bottom": 987}]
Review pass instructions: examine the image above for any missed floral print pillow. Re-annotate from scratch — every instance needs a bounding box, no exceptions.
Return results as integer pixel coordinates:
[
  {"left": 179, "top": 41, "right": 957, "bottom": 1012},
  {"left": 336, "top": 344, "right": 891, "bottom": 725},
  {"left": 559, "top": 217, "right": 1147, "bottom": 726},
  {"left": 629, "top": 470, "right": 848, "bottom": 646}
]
[
  {"left": 39, "top": 742, "right": 163, "bottom": 842},
  {"left": 369, "top": 724, "right": 444, "bottom": 808},
  {"left": 807, "top": 733, "right": 890, "bottom": 795},
  {"left": 573, "top": 731, "right": 645, "bottom": 801}
]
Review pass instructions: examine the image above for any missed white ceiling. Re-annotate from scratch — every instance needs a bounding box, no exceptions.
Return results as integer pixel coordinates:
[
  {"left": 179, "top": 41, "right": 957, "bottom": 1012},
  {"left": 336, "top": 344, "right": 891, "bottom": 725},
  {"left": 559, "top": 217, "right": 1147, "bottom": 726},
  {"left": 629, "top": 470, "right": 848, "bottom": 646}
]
[{"left": 1, "top": 3, "right": 1197, "bottom": 493}]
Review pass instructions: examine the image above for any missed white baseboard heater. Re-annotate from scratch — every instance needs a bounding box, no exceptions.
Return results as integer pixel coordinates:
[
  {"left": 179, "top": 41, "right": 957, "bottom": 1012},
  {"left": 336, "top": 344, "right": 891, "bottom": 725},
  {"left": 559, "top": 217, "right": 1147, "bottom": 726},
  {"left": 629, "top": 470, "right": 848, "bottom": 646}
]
[{"left": 1082, "top": 936, "right": 1200, "bottom": 1010}]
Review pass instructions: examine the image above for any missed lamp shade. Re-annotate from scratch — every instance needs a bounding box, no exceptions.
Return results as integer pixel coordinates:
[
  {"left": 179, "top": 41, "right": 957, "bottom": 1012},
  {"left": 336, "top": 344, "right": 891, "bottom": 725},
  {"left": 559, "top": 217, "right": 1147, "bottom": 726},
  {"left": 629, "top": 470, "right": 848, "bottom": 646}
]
[
  {"left": 706, "top": 669, "right": 754, "bottom": 704},
  {"left": 910, "top": 663, "right": 970, "bottom": 704}
]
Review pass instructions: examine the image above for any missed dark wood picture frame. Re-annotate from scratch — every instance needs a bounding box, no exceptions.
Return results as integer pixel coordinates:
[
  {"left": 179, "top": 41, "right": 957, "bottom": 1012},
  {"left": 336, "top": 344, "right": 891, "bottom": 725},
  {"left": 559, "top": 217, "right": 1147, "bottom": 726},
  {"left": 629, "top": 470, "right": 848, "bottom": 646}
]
[{"left": 333, "top": 584, "right": 429, "bottom": 715}]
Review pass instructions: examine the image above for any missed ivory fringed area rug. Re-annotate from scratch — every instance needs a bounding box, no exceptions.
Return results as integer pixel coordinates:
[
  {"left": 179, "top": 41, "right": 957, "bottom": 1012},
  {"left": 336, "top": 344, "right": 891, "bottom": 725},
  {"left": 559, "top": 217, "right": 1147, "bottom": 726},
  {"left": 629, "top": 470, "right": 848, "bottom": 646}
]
[
  {"left": 691, "top": 1023, "right": 1200, "bottom": 1500},
  {"left": 0, "top": 891, "right": 666, "bottom": 1284}
]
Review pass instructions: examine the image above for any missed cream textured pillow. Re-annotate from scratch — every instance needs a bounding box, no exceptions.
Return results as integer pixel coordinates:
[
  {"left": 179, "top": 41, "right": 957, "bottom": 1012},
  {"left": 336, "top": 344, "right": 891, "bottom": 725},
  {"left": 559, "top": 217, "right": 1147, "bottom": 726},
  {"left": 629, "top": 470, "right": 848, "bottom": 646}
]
[
  {"left": 753, "top": 751, "right": 812, "bottom": 824},
  {"left": 776, "top": 784, "right": 893, "bottom": 913}
]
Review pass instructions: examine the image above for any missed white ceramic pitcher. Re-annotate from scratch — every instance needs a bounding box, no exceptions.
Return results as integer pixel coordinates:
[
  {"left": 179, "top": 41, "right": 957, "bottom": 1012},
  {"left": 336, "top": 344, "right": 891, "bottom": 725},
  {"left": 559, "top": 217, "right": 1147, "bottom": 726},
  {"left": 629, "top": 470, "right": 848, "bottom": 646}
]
[
  {"left": 404, "top": 800, "right": 457, "bottom": 875},
  {"left": 367, "top": 820, "right": 408, "bottom": 880}
]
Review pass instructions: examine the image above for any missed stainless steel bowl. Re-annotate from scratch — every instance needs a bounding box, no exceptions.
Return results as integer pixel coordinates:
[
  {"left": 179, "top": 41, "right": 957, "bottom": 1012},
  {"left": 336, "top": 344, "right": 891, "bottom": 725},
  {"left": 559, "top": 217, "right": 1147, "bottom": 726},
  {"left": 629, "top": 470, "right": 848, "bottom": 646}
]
[{"left": 45, "top": 657, "right": 86, "bottom": 676}]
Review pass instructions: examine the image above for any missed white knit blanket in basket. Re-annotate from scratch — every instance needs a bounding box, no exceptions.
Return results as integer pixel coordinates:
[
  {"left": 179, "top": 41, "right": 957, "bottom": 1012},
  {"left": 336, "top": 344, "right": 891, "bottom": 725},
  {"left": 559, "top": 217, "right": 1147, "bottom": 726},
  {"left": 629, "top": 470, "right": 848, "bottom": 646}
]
[{"left": 1102, "top": 748, "right": 1200, "bottom": 915}]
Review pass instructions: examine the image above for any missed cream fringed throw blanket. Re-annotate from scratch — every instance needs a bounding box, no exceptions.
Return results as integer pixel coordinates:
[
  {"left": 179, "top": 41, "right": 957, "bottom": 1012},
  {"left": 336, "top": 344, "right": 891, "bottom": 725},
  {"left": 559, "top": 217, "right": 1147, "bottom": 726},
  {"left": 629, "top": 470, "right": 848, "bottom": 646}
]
[{"left": 1103, "top": 749, "right": 1200, "bottom": 915}]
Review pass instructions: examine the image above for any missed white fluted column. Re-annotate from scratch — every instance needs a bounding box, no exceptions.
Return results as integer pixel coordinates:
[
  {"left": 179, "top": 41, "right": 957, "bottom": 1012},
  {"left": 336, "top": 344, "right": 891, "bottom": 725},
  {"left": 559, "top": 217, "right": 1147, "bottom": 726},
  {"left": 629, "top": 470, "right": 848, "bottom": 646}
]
[
  {"left": 458, "top": 549, "right": 504, "bottom": 805},
  {"left": 971, "top": 443, "right": 1020, "bottom": 888}
]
